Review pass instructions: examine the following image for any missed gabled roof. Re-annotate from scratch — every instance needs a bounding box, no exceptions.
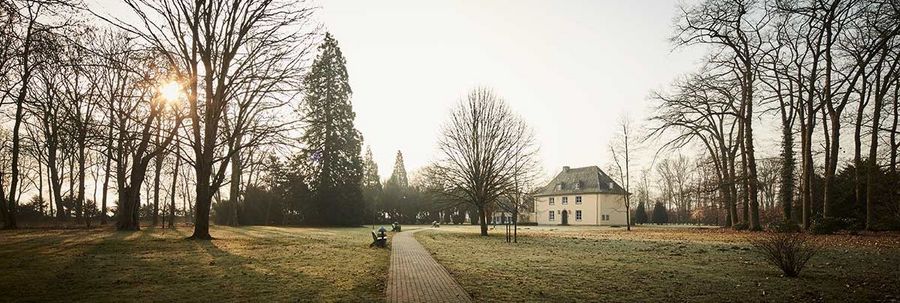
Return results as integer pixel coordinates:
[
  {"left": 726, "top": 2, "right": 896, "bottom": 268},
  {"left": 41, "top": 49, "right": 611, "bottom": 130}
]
[{"left": 535, "top": 166, "right": 626, "bottom": 196}]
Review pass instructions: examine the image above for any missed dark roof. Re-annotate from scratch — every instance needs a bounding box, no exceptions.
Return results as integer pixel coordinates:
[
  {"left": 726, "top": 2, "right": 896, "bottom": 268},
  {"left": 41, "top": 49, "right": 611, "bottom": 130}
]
[{"left": 535, "top": 166, "right": 626, "bottom": 196}]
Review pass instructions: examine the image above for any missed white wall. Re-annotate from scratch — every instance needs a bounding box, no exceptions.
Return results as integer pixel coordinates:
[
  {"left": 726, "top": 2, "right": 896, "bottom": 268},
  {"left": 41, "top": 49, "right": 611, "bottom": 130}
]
[{"left": 534, "top": 193, "right": 626, "bottom": 225}]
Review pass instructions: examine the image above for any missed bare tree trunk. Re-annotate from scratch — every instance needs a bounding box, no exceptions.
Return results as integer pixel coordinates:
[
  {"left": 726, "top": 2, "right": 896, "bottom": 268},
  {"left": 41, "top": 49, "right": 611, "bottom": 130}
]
[
  {"left": 49, "top": 143, "right": 64, "bottom": 220},
  {"left": 779, "top": 122, "right": 795, "bottom": 223},
  {"left": 866, "top": 91, "right": 883, "bottom": 230},
  {"left": 854, "top": 73, "right": 868, "bottom": 218},
  {"left": 77, "top": 132, "right": 87, "bottom": 227},
  {"left": 153, "top": 151, "right": 163, "bottom": 226},
  {"left": 191, "top": 163, "right": 214, "bottom": 239},
  {"left": 820, "top": 110, "right": 830, "bottom": 217},
  {"left": 800, "top": 109, "right": 814, "bottom": 229},
  {"left": 101, "top": 143, "right": 111, "bottom": 225},
  {"left": 38, "top": 158, "right": 45, "bottom": 216},
  {"left": 624, "top": 130, "right": 631, "bottom": 231},
  {"left": 228, "top": 133, "right": 243, "bottom": 226},
  {"left": 0, "top": 173, "right": 7, "bottom": 229},
  {"left": 169, "top": 154, "right": 180, "bottom": 228},
  {"left": 3, "top": 86, "right": 25, "bottom": 229},
  {"left": 744, "top": 86, "right": 761, "bottom": 231},
  {"left": 891, "top": 85, "right": 898, "bottom": 212},
  {"left": 824, "top": 110, "right": 839, "bottom": 218},
  {"left": 740, "top": 144, "right": 749, "bottom": 225},
  {"left": 478, "top": 205, "right": 488, "bottom": 236},
  {"left": 46, "top": 160, "right": 53, "bottom": 218},
  {"left": 68, "top": 154, "right": 76, "bottom": 221}
]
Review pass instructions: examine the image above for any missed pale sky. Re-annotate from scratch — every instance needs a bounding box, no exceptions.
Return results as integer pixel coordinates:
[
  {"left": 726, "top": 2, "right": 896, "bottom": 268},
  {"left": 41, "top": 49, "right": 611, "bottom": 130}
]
[
  {"left": 317, "top": 0, "right": 708, "bottom": 179},
  {"left": 88, "top": 0, "right": 774, "bottom": 185}
]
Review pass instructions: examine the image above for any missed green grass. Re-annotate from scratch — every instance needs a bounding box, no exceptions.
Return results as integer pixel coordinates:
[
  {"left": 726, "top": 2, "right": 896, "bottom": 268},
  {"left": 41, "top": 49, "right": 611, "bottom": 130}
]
[
  {"left": 416, "top": 225, "right": 900, "bottom": 302},
  {"left": 0, "top": 226, "right": 389, "bottom": 302}
]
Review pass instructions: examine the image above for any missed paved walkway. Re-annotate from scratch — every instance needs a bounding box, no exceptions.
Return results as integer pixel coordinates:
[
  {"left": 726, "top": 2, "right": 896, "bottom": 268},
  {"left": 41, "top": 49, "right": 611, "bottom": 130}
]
[{"left": 386, "top": 229, "right": 472, "bottom": 303}]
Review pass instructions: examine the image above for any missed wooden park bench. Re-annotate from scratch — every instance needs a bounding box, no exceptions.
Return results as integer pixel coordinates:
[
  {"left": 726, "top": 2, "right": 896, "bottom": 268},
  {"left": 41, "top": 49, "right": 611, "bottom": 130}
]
[{"left": 370, "top": 231, "right": 387, "bottom": 248}]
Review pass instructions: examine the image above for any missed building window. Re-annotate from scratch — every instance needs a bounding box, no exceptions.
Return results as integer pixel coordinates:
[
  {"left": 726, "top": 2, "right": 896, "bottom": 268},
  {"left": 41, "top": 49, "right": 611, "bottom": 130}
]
[
  {"left": 549, "top": 197, "right": 555, "bottom": 205},
  {"left": 576, "top": 210, "right": 582, "bottom": 221},
  {"left": 562, "top": 197, "right": 568, "bottom": 205},
  {"left": 575, "top": 196, "right": 582, "bottom": 205},
  {"left": 601, "top": 214, "right": 609, "bottom": 221},
  {"left": 549, "top": 211, "right": 555, "bottom": 221}
]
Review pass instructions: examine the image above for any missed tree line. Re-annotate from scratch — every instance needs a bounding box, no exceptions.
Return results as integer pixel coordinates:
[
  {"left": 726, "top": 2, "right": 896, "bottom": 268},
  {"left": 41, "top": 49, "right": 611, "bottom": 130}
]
[
  {"left": 648, "top": 0, "right": 900, "bottom": 231},
  {"left": 0, "top": 0, "right": 538, "bottom": 236},
  {"left": 0, "top": 0, "right": 402, "bottom": 236}
]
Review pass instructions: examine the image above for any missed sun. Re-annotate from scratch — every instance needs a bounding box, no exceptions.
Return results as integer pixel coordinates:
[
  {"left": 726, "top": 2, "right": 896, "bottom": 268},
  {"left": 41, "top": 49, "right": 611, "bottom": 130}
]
[{"left": 159, "top": 81, "right": 183, "bottom": 103}]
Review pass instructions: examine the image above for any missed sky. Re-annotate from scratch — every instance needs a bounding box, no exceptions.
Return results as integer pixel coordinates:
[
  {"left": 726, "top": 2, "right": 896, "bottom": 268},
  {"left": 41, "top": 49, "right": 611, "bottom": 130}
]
[
  {"left": 87, "top": 0, "right": 763, "bottom": 184},
  {"left": 316, "top": 0, "right": 708, "bottom": 180}
]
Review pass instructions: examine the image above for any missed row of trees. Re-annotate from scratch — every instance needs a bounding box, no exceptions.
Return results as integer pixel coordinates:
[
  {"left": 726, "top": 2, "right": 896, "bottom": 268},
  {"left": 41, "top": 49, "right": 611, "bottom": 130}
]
[
  {"left": 650, "top": 0, "right": 900, "bottom": 231},
  {"left": 0, "top": 0, "right": 391, "bottom": 237},
  {"left": 0, "top": 0, "right": 539, "bottom": 236}
]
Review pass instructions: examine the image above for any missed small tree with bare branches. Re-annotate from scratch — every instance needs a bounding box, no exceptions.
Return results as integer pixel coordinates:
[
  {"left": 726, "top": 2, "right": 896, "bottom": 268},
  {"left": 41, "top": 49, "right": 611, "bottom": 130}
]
[{"left": 432, "top": 87, "right": 539, "bottom": 236}]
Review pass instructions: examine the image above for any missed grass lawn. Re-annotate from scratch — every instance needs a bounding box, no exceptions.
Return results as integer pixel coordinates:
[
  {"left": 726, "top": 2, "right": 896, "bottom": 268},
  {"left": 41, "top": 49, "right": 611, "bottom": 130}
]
[
  {"left": 0, "top": 226, "right": 389, "bottom": 302},
  {"left": 416, "top": 225, "right": 900, "bottom": 302}
]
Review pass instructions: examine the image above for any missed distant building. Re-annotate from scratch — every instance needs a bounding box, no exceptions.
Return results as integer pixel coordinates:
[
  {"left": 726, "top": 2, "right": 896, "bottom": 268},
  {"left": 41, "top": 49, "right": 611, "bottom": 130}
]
[{"left": 533, "top": 166, "right": 628, "bottom": 226}]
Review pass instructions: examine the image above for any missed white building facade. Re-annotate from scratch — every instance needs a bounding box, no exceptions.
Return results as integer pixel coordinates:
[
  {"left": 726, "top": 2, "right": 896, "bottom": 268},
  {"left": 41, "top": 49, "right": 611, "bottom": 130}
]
[{"left": 534, "top": 166, "right": 628, "bottom": 226}]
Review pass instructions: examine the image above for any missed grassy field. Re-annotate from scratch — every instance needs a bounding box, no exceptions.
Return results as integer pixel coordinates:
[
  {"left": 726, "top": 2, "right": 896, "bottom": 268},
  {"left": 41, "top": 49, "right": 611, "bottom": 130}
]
[
  {"left": 416, "top": 225, "right": 900, "bottom": 302},
  {"left": 0, "top": 226, "right": 389, "bottom": 302}
]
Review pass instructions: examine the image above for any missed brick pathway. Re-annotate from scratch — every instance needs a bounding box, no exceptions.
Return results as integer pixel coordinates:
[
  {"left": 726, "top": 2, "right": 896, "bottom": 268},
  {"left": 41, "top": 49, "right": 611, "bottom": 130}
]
[{"left": 386, "top": 230, "right": 472, "bottom": 303}]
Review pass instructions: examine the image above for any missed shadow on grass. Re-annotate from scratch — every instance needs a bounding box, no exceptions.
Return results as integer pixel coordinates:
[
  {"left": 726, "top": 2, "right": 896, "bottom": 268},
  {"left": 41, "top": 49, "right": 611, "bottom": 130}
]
[{"left": 12, "top": 228, "right": 332, "bottom": 302}]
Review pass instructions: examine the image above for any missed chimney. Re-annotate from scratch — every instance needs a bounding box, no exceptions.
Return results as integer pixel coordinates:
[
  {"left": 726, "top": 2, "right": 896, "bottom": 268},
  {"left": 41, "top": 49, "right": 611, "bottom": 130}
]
[{"left": 562, "top": 166, "right": 570, "bottom": 172}]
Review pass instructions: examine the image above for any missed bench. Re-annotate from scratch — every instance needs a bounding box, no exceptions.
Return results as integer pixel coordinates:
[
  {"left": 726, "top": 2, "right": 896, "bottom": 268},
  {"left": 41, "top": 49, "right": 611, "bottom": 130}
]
[{"left": 370, "top": 231, "right": 387, "bottom": 248}]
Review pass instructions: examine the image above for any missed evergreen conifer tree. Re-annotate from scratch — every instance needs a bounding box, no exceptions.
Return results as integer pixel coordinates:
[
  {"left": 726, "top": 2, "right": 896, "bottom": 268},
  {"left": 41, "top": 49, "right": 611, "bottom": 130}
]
[
  {"left": 388, "top": 151, "right": 408, "bottom": 188},
  {"left": 298, "top": 33, "right": 364, "bottom": 226},
  {"left": 634, "top": 201, "right": 648, "bottom": 225},
  {"left": 362, "top": 146, "right": 382, "bottom": 223},
  {"left": 651, "top": 201, "right": 668, "bottom": 225},
  {"left": 383, "top": 151, "right": 409, "bottom": 222}
]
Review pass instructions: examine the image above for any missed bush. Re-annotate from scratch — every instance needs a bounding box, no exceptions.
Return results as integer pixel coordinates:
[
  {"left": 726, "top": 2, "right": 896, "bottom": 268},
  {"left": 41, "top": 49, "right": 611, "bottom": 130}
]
[
  {"left": 633, "top": 201, "right": 648, "bottom": 224},
  {"left": 809, "top": 217, "right": 861, "bottom": 235},
  {"left": 750, "top": 232, "right": 821, "bottom": 277},
  {"left": 766, "top": 220, "right": 801, "bottom": 233},
  {"left": 651, "top": 202, "right": 668, "bottom": 224}
]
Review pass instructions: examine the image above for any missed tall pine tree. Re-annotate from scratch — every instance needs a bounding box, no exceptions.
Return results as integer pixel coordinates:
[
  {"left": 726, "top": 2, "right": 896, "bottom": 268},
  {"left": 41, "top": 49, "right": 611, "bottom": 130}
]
[
  {"left": 298, "top": 33, "right": 364, "bottom": 226},
  {"left": 633, "top": 201, "right": 648, "bottom": 225},
  {"left": 384, "top": 151, "right": 409, "bottom": 222},
  {"left": 388, "top": 151, "right": 408, "bottom": 188},
  {"left": 362, "top": 146, "right": 382, "bottom": 223},
  {"left": 362, "top": 147, "right": 382, "bottom": 190}
]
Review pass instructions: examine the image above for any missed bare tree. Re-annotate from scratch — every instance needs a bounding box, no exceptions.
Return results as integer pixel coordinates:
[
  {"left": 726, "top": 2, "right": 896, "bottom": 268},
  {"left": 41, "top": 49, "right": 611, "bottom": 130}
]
[
  {"left": 1, "top": 0, "right": 73, "bottom": 228},
  {"left": 100, "top": 0, "right": 316, "bottom": 239},
  {"left": 115, "top": 69, "right": 184, "bottom": 231},
  {"left": 609, "top": 114, "right": 635, "bottom": 230},
  {"left": 674, "top": 0, "right": 768, "bottom": 230},
  {"left": 650, "top": 73, "right": 742, "bottom": 227},
  {"left": 432, "top": 87, "right": 539, "bottom": 236}
]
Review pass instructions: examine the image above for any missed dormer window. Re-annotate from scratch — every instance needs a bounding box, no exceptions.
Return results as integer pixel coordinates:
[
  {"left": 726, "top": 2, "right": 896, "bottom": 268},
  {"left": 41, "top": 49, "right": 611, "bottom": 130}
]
[
  {"left": 574, "top": 181, "right": 581, "bottom": 190},
  {"left": 556, "top": 183, "right": 564, "bottom": 190}
]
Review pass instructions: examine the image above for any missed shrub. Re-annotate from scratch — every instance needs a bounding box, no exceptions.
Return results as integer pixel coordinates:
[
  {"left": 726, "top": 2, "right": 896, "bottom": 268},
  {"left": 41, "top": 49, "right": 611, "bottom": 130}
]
[
  {"left": 633, "top": 201, "right": 648, "bottom": 225},
  {"left": 766, "top": 220, "right": 801, "bottom": 233},
  {"left": 750, "top": 232, "right": 821, "bottom": 277},
  {"left": 810, "top": 217, "right": 861, "bottom": 234},
  {"left": 651, "top": 202, "right": 668, "bottom": 224}
]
